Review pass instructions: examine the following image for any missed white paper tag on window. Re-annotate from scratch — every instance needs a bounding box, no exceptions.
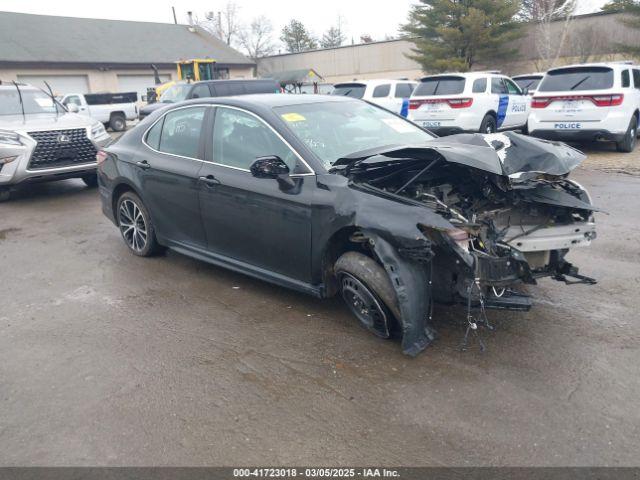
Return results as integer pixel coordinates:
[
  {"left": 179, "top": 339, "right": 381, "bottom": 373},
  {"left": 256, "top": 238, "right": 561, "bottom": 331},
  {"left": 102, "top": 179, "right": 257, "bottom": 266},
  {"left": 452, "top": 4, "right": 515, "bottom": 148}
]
[{"left": 382, "top": 118, "right": 416, "bottom": 133}]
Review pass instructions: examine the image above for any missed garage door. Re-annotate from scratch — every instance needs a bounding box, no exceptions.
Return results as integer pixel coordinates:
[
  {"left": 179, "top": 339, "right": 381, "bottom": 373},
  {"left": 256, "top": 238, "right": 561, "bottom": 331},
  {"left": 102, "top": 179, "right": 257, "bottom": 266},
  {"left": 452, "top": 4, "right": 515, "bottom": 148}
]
[
  {"left": 17, "top": 74, "right": 89, "bottom": 95},
  {"left": 117, "top": 74, "right": 171, "bottom": 102}
]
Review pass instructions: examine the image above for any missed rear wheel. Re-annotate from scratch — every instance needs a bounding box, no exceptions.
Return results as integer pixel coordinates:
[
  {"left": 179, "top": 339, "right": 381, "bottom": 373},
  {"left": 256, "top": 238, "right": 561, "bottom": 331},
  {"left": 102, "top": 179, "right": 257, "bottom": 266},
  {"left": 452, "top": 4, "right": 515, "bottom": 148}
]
[
  {"left": 109, "top": 114, "right": 127, "bottom": 132},
  {"left": 616, "top": 116, "right": 637, "bottom": 153},
  {"left": 81, "top": 174, "right": 98, "bottom": 187},
  {"left": 116, "top": 192, "right": 160, "bottom": 257},
  {"left": 479, "top": 114, "right": 497, "bottom": 134},
  {"left": 335, "top": 252, "right": 400, "bottom": 339}
]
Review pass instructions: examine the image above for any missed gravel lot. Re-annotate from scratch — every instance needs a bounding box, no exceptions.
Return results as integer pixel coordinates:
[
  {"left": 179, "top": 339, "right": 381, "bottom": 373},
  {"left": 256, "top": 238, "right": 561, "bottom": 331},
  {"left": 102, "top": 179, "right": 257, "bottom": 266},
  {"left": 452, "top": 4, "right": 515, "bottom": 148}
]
[{"left": 0, "top": 141, "right": 638, "bottom": 466}]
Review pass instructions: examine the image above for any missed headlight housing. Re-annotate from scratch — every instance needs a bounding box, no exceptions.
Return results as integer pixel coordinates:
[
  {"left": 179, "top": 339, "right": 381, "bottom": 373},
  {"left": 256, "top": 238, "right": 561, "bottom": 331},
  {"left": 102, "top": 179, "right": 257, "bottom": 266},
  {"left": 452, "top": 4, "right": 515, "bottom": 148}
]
[
  {"left": 91, "top": 123, "right": 108, "bottom": 139},
  {"left": 0, "top": 129, "right": 22, "bottom": 146}
]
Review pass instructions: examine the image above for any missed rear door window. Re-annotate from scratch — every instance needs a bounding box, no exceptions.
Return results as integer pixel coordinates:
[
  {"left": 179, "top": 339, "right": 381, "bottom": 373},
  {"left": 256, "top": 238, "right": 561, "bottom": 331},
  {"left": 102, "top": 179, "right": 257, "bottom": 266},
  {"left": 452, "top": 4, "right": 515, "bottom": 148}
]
[
  {"left": 158, "top": 107, "right": 206, "bottom": 158},
  {"left": 210, "top": 83, "right": 241, "bottom": 97},
  {"left": 634, "top": 69, "right": 640, "bottom": 89},
  {"left": 472, "top": 78, "right": 487, "bottom": 93},
  {"left": 372, "top": 84, "right": 391, "bottom": 98},
  {"left": 191, "top": 84, "right": 211, "bottom": 99},
  {"left": 394, "top": 83, "right": 415, "bottom": 98},
  {"left": 332, "top": 83, "right": 366, "bottom": 98},
  {"left": 538, "top": 67, "right": 614, "bottom": 92},
  {"left": 414, "top": 77, "right": 466, "bottom": 96},
  {"left": 491, "top": 77, "right": 508, "bottom": 94},
  {"left": 622, "top": 69, "right": 631, "bottom": 88},
  {"left": 145, "top": 117, "right": 164, "bottom": 150}
]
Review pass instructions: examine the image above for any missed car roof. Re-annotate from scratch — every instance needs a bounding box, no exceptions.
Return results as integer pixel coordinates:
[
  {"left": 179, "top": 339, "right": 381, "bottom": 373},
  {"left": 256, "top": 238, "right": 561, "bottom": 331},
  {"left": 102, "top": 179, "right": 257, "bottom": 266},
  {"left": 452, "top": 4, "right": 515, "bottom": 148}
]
[
  {"left": 513, "top": 73, "right": 545, "bottom": 79},
  {"left": 175, "top": 93, "right": 354, "bottom": 109},
  {"left": 547, "top": 62, "right": 637, "bottom": 72},
  {"left": 334, "top": 79, "right": 415, "bottom": 87}
]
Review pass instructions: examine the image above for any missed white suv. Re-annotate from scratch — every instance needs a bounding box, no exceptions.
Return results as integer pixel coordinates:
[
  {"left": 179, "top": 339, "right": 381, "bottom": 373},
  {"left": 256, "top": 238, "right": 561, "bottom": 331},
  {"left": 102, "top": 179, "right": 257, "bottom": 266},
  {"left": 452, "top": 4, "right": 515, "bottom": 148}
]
[
  {"left": 407, "top": 72, "right": 530, "bottom": 135},
  {"left": 331, "top": 79, "right": 417, "bottom": 117},
  {"left": 528, "top": 62, "right": 640, "bottom": 152}
]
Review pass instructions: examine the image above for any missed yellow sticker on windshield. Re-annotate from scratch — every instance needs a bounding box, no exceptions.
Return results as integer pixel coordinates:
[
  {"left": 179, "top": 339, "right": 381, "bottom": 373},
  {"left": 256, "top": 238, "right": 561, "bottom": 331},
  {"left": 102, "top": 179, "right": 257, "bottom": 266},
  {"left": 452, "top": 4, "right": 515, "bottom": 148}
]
[{"left": 281, "top": 113, "right": 306, "bottom": 122}]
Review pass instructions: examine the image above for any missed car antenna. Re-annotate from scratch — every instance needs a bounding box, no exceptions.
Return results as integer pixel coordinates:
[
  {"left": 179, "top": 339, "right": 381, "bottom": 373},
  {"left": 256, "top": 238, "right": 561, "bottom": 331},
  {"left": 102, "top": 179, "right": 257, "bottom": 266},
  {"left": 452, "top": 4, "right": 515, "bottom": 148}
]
[
  {"left": 11, "top": 81, "right": 25, "bottom": 123},
  {"left": 43, "top": 80, "right": 59, "bottom": 118}
]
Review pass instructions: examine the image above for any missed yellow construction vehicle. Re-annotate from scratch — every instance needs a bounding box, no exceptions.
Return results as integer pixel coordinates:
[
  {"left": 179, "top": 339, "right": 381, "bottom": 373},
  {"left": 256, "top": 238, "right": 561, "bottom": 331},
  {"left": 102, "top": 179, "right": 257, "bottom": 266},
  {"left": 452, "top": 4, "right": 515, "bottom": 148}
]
[{"left": 147, "top": 59, "right": 216, "bottom": 103}]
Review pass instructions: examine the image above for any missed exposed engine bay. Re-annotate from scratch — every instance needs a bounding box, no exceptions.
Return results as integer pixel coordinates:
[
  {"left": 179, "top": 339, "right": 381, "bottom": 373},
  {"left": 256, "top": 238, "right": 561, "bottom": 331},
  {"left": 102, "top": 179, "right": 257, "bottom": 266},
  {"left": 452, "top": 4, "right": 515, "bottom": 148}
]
[{"left": 332, "top": 132, "right": 598, "bottom": 352}]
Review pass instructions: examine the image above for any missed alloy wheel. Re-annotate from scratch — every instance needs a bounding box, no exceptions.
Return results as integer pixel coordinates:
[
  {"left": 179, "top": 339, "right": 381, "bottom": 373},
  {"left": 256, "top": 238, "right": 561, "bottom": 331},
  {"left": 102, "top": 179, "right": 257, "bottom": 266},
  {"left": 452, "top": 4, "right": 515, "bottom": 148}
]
[{"left": 118, "top": 199, "right": 148, "bottom": 252}]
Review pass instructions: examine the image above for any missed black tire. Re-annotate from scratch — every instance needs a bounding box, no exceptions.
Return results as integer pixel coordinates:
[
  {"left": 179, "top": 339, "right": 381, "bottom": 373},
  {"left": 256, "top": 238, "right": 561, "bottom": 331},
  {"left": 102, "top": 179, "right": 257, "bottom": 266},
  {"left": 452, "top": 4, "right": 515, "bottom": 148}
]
[
  {"left": 81, "top": 174, "right": 98, "bottom": 187},
  {"left": 616, "top": 116, "right": 637, "bottom": 153},
  {"left": 109, "top": 114, "right": 127, "bottom": 132},
  {"left": 0, "top": 188, "right": 10, "bottom": 202},
  {"left": 334, "top": 252, "right": 400, "bottom": 338},
  {"left": 479, "top": 114, "right": 497, "bottom": 134},
  {"left": 116, "top": 191, "right": 161, "bottom": 257}
]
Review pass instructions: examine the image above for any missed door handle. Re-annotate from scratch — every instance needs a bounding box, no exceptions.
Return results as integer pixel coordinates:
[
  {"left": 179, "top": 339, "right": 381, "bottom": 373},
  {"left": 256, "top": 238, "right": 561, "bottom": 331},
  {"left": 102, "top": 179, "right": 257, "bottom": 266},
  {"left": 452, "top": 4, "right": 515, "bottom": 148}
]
[
  {"left": 199, "top": 175, "right": 221, "bottom": 187},
  {"left": 135, "top": 160, "right": 151, "bottom": 170}
]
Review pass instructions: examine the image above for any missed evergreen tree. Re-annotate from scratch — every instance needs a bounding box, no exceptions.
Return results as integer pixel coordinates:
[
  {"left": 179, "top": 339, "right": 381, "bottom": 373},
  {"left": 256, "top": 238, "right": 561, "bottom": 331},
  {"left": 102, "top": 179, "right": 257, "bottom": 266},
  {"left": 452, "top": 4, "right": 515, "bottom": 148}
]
[
  {"left": 603, "top": 0, "right": 640, "bottom": 56},
  {"left": 321, "top": 26, "right": 346, "bottom": 48},
  {"left": 400, "top": 0, "right": 521, "bottom": 72},
  {"left": 280, "top": 20, "right": 318, "bottom": 53}
]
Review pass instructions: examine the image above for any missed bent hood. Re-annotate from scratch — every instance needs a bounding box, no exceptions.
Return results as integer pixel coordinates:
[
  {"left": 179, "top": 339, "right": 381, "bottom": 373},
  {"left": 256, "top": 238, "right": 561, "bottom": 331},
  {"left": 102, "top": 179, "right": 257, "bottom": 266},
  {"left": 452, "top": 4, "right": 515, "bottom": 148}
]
[{"left": 335, "top": 131, "right": 585, "bottom": 181}]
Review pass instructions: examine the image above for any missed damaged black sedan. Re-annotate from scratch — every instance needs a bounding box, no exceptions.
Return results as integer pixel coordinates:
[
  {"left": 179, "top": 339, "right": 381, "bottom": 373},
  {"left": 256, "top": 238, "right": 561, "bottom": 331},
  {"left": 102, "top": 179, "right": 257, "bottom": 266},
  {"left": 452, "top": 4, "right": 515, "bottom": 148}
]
[{"left": 98, "top": 95, "right": 597, "bottom": 356}]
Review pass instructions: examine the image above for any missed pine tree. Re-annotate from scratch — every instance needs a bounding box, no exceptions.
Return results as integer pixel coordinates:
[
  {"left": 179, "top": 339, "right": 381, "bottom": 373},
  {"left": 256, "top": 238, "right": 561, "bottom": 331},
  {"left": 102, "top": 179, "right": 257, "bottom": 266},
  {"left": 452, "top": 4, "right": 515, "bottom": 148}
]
[
  {"left": 321, "top": 26, "right": 346, "bottom": 48},
  {"left": 603, "top": 0, "right": 640, "bottom": 55},
  {"left": 280, "top": 20, "right": 318, "bottom": 53},
  {"left": 400, "top": 0, "right": 521, "bottom": 72}
]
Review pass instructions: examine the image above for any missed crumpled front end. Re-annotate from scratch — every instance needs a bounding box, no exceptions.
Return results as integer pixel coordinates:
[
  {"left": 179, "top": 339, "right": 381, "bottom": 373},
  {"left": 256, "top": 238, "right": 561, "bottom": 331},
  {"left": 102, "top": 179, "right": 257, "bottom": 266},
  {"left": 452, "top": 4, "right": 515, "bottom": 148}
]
[{"left": 337, "top": 131, "right": 598, "bottom": 355}]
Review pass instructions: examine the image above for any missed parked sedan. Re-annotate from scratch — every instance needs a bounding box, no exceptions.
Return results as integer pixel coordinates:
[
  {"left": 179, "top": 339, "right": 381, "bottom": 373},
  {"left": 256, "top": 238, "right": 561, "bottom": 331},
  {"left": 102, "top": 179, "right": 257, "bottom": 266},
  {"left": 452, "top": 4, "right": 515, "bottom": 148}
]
[{"left": 98, "top": 95, "right": 597, "bottom": 356}]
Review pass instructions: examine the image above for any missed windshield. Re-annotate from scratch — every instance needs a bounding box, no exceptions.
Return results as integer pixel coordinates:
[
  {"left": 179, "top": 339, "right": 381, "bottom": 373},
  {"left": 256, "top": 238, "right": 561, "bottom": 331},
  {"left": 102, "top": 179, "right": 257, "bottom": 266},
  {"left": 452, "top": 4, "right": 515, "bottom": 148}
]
[
  {"left": 274, "top": 100, "right": 435, "bottom": 168},
  {"left": 331, "top": 84, "right": 366, "bottom": 99},
  {"left": 514, "top": 77, "right": 542, "bottom": 91},
  {"left": 414, "top": 76, "right": 466, "bottom": 96},
  {"left": 159, "top": 84, "right": 191, "bottom": 103},
  {"left": 538, "top": 67, "right": 614, "bottom": 92},
  {"left": 0, "top": 88, "right": 59, "bottom": 115}
]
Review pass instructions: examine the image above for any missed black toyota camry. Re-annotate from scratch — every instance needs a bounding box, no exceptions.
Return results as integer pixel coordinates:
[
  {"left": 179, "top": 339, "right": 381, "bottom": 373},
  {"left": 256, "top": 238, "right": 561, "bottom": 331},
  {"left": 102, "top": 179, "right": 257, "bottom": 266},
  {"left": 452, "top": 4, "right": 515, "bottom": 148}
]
[{"left": 97, "top": 94, "right": 597, "bottom": 356}]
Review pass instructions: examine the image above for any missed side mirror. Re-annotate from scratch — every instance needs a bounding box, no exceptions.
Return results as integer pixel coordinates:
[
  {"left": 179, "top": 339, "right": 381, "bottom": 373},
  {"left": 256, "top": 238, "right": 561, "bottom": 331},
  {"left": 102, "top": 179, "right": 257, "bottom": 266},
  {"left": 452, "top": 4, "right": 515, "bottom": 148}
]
[
  {"left": 67, "top": 103, "right": 79, "bottom": 113},
  {"left": 250, "top": 156, "right": 290, "bottom": 179}
]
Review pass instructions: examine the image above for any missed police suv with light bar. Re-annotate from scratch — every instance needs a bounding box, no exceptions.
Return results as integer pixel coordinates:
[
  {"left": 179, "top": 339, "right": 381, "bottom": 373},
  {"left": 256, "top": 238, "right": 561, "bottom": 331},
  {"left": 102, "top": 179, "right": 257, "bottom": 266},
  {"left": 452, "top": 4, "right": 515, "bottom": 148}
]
[
  {"left": 527, "top": 62, "right": 640, "bottom": 152},
  {"left": 407, "top": 72, "right": 531, "bottom": 136}
]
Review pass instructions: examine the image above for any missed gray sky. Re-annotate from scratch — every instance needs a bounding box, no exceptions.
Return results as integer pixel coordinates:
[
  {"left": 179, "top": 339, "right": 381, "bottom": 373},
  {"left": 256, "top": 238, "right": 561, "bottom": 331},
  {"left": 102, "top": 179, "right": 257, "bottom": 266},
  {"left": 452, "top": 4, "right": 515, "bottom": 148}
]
[{"left": 0, "top": 0, "right": 608, "bottom": 52}]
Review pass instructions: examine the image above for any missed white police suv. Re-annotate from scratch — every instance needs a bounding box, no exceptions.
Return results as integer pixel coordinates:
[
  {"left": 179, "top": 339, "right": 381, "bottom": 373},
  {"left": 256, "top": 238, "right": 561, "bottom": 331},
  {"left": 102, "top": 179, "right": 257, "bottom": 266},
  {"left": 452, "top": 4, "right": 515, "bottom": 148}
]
[
  {"left": 528, "top": 62, "right": 640, "bottom": 152},
  {"left": 407, "top": 72, "right": 530, "bottom": 135},
  {"left": 332, "top": 79, "right": 417, "bottom": 117}
]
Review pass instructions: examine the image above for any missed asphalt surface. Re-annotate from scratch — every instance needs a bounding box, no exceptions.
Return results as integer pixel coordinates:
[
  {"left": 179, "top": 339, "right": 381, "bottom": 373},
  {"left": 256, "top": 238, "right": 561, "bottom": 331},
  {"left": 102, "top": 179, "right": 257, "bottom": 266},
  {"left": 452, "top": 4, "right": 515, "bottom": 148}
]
[{"left": 0, "top": 159, "right": 638, "bottom": 466}]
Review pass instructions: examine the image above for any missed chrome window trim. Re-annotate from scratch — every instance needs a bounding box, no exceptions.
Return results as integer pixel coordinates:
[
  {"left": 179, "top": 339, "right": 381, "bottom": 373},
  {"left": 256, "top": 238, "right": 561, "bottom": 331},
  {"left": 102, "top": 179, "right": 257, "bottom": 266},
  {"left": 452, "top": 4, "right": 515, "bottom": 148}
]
[{"left": 141, "top": 103, "right": 316, "bottom": 177}]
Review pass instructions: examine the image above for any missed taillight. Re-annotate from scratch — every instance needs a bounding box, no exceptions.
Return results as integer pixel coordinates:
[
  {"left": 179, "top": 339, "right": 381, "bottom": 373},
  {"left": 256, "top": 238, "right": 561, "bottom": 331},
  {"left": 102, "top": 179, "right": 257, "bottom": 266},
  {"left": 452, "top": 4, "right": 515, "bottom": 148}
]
[
  {"left": 409, "top": 98, "right": 473, "bottom": 109},
  {"left": 591, "top": 94, "right": 624, "bottom": 107},
  {"left": 447, "top": 98, "right": 473, "bottom": 108},
  {"left": 531, "top": 94, "right": 624, "bottom": 108},
  {"left": 531, "top": 97, "right": 551, "bottom": 108},
  {"left": 96, "top": 150, "right": 108, "bottom": 166}
]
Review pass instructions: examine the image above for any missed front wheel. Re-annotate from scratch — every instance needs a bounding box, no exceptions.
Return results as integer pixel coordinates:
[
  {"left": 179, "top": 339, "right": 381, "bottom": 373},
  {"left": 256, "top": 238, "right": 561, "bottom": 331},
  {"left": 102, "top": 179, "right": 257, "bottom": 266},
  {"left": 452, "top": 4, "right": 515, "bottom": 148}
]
[
  {"left": 116, "top": 192, "right": 161, "bottom": 257},
  {"left": 335, "top": 252, "right": 400, "bottom": 339},
  {"left": 479, "top": 114, "right": 497, "bottom": 134},
  {"left": 616, "top": 116, "right": 637, "bottom": 153}
]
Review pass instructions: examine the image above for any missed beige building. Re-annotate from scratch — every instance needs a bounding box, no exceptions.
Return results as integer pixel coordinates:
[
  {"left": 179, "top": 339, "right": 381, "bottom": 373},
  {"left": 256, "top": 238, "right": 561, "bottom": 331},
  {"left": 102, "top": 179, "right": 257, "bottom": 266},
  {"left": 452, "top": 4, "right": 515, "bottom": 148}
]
[
  {"left": 0, "top": 11, "right": 254, "bottom": 100},
  {"left": 258, "top": 11, "right": 640, "bottom": 83}
]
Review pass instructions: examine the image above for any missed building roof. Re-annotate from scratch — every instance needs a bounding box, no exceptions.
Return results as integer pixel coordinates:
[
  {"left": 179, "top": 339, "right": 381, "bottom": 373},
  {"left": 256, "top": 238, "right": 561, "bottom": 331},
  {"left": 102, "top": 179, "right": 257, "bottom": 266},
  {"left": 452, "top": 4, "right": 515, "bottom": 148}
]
[{"left": 0, "top": 11, "right": 253, "bottom": 67}]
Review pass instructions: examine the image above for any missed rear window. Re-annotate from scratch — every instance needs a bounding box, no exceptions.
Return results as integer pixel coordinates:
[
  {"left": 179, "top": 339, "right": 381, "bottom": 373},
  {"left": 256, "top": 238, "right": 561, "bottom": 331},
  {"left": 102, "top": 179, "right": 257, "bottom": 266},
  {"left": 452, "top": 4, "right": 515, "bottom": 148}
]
[
  {"left": 332, "top": 83, "right": 366, "bottom": 99},
  {"left": 538, "top": 67, "right": 614, "bottom": 92},
  {"left": 514, "top": 76, "right": 542, "bottom": 91},
  {"left": 414, "top": 76, "right": 466, "bottom": 96}
]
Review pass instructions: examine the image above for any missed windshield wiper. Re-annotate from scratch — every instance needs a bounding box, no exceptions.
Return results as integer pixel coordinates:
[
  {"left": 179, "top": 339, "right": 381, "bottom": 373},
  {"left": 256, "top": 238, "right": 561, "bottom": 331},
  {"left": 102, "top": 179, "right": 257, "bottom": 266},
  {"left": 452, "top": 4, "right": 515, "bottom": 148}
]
[
  {"left": 42, "top": 81, "right": 59, "bottom": 118},
  {"left": 12, "top": 81, "right": 25, "bottom": 123},
  {"left": 569, "top": 76, "right": 590, "bottom": 90},
  {"left": 433, "top": 81, "right": 441, "bottom": 95}
]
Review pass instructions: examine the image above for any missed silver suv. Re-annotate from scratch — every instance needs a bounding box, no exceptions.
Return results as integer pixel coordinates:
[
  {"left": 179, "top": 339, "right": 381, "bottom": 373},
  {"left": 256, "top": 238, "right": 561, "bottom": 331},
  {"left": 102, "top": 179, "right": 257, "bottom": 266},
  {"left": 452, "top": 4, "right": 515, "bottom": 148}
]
[{"left": 0, "top": 84, "right": 111, "bottom": 201}]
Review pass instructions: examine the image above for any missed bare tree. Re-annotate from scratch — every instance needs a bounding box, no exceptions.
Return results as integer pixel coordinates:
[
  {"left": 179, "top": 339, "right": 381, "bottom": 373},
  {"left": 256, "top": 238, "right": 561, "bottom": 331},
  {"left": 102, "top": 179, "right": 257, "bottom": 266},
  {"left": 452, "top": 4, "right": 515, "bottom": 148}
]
[
  {"left": 239, "top": 16, "right": 276, "bottom": 61},
  {"left": 197, "top": 2, "right": 242, "bottom": 46},
  {"left": 521, "top": 0, "right": 577, "bottom": 71},
  {"left": 568, "top": 25, "right": 603, "bottom": 64}
]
